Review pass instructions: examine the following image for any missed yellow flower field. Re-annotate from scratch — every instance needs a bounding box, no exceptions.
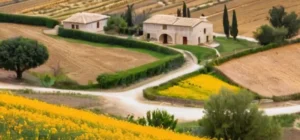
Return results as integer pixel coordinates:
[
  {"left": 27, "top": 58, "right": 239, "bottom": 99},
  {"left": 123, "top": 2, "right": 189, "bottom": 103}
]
[
  {"left": 0, "top": 91, "right": 209, "bottom": 140},
  {"left": 159, "top": 74, "right": 239, "bottom": 101}
]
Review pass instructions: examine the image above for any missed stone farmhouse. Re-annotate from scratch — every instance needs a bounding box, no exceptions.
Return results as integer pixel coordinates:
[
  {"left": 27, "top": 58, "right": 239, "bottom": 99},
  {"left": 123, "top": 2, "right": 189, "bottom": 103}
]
[
  {"left": 62, "top": 12, "right": 109, "bottom": 33},
  {"left": 143, "top": 15, "right": 213, "bottom": 45}
]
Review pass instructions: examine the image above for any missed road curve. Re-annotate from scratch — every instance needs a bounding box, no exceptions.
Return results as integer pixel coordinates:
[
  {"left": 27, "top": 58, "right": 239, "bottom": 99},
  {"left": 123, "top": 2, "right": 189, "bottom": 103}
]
[{"left": 1, "top": 43, "right": 300, "bottom": 121}]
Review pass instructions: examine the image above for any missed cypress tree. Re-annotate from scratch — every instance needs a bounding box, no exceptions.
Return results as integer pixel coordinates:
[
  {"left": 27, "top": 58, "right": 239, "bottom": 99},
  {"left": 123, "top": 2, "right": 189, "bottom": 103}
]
[
  {"left": 177, "top": 8, "right": 181, "bottom": 17},
  {"left": 125, "top": 4, "right": 134, "bottom": 27},
  {"left": 183, "top": 1, "right": 187, "bottom": 17},
  {"left": 187, "top": 8, "right": 191, "bottom": 18},
  {"left": 223, "top": 5, "right": 230, "bottom": 38},
  {"left": 230, "top": 10, "right": 238, "bottom": 40}
]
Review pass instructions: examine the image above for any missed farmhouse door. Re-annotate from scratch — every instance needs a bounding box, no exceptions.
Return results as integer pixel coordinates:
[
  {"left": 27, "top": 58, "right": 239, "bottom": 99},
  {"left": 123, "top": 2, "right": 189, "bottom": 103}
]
[
  {"left": 163, "top": 34, "right": 168, "bottom": 44},
  {"left": 206, "top": 36, "right": 209, "bottom": 43},
  {"left": 183, "top": 37, "right": 187, "bottom": 45}
]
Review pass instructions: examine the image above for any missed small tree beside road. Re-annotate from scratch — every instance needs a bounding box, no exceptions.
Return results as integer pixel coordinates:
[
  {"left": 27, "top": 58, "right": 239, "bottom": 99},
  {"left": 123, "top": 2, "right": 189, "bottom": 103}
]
[{"left": 0, "top": 37, "right": 49, "bottom": 79}]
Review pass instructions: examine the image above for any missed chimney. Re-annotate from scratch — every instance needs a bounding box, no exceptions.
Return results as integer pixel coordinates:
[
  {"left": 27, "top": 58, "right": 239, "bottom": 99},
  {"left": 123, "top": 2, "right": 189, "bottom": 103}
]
[{"left": 200, "top": 16, "right": 207, "bottom": 22}]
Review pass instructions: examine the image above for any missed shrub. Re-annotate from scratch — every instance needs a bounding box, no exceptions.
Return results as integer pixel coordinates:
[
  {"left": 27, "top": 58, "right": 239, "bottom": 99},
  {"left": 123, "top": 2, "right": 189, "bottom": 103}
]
[
  {"left": 200, "top": 89, "right": 282, "bottom": 140},
  {"left": 127, "top": 109, "right": 178, "bottom": 130},
  {"left": 40, "top": 75, "right": 56, "bottom": 87},
  {"left": 0, "top": 12, "right": 59, "bottom": 28},
  {"left": 253, "top": 25, "right": 287, "bottom": 45}
]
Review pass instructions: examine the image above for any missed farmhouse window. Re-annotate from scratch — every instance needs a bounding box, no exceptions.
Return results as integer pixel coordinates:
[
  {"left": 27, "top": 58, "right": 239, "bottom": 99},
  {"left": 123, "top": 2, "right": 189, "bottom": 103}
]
[
  {"left": 97, "top": 22, "right": 100, "bottom": 28},
  {"left": 72, "top": 24, "right": 75, "bottom": 29},
  {"left": 76, "top": 25, "right": 79, "bottom": 29},
  {"left": 163, "top": 25, "right": 167, "bottom": 30},
  {"left": 204, "top": 28, "right": 206, "bottom": 34}
]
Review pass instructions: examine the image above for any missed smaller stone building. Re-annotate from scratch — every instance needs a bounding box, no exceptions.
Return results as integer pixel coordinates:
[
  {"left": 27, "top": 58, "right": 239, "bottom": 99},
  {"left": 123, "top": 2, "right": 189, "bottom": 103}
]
[
  {"left": 62, "top": 12, "right": 109, "bottom": 33},
  {"left": 143, "top": 14, "right": 213, "bottom": 45}
]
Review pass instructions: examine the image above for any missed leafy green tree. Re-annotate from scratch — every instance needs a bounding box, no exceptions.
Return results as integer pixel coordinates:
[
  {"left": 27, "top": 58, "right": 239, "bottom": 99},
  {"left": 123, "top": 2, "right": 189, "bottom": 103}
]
[
  {"left": 253, "top": 25, "right": 287, "bottom": 45},
  {"left": 199, "top": 89, "right": 282, "bottom": 140},
  {"left": 0, "top": 37, "right": 49, "bottom": 79},
  {"left": 269, "top": 6, "right": 286, "bottom": 28},
  {"left": 105, "top": 15, "right": 127, "bottom": 32},
  {"left": 187, "top": 8, "right": 191, "bottom": 18},
  {"left": 177, "top": 8, "right": 181, "bottom": 17},
  {"left": 282, "top": 12, "right": 300, "bottom": 38},
  {"left": 230, "top": 10, "right": 238, "bottom": 40},
  {"left": 269, "top": 6, "right": 300, "bottom": 38},
  {"left": 223, "top": 5, "right": 230, "bottom": 38},
  {"left": 127, "top": 110, "right": 178, "bottom": 130},
  {"left": 125, "top": 4, "right": 134, "bottom": 27},
  {"left": 183, "top": 1, "right": 187, "bottom": 17}
]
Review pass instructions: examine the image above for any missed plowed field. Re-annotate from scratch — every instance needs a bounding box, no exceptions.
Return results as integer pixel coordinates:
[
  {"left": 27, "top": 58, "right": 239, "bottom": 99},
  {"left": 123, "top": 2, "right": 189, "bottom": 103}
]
[
  {"left": 217, "top": 43, "right": 300, "bottom": 97},
  {"left": 0, "top": 23, "right": 156, "bottom": 84}
]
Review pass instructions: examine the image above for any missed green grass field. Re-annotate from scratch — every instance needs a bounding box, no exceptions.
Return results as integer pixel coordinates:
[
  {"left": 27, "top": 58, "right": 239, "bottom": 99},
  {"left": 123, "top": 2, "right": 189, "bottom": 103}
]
[
  {"left": 172, "top": 45, "right": 217, "bottom": 62},
  {"left": 49, "top": 35, "right": 168, "bottom": 59},
  {"left": 215, "top": 37, "right": 261, "bottom": 56}
]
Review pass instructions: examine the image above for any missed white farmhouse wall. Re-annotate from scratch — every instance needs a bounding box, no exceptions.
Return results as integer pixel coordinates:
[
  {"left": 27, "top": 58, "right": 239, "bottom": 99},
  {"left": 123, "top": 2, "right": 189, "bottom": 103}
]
[
  {"left": 143, "top": 20, "right": 213, "bottom": 46},
  {"left": 63, "top": 19, "right": 108, "bottom": 33}
]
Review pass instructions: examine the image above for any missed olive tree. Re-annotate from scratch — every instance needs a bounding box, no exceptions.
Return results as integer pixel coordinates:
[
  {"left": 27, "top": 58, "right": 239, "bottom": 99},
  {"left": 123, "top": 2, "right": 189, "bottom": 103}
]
[
  {"left": 199, "top": 89, "right": 282, "bottom": 140},
  {"left": 0, "top": 37, "right": 49, "bottom": 79}
]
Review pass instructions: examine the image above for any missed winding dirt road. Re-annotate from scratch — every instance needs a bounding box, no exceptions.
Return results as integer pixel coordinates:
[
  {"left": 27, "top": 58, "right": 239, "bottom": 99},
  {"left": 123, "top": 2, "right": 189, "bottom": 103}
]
[{"left": 1, "top": 45, "right": 300, "bottom": 121}]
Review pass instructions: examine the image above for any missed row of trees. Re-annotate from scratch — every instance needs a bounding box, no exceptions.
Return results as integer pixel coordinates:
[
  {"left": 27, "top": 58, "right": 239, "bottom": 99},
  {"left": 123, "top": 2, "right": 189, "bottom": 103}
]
[
  {"left": 177, "top": 1, "right": 191, "bottom": 18},
  {"left": 223, "top": 5, "right": 239, "bottom": 39},
  {"left": 131, "top": 89, "right": 282, "bottom": 139},
  {"left": 254, "top": 6, "right": 300, "bottom": 45}
]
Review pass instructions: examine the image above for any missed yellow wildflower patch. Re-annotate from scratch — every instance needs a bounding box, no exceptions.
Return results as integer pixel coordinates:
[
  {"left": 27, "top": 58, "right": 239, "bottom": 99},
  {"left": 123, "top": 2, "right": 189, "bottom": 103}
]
[
  {"left": 0, "top": 91, "right": 209, "bottom": 140},
  {"left": 159, "top": 74, "right": 239, "bottom": 101}
]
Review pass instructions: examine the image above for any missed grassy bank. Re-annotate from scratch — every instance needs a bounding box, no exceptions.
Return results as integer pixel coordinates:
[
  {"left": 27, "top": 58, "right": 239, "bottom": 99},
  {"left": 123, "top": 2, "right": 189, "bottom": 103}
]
[{"left": 172, "top": 45, "right": 217, "bottom": 63}]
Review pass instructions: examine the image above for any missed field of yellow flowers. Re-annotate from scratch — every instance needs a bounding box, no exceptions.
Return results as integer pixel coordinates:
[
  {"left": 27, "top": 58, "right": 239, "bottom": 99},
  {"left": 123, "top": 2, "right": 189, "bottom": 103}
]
[
  {"left": 0, "top": 91, "right": 209, "bottom": 140},
  {"left": 159, "top": 74, "right": 239, "bottom": 101}
]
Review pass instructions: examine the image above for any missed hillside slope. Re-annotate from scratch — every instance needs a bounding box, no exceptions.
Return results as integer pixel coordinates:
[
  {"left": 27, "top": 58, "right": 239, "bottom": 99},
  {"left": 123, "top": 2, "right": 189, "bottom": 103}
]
[{"left": 0, "top": 91, "right": 209, "bottom": 140}]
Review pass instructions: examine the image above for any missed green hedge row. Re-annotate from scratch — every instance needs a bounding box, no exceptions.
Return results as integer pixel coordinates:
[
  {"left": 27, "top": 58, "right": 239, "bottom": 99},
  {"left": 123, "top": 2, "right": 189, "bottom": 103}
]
[
  {"left": 98, "top": 55, "right": 184, "bottom": 88},
  {"left": 58, "top": 27, "right": 178, "bottom": 55},
  {"left": 58, "top": 27, "right": 184, "bottom": 88},
  {"left": 0, "top": 13, "right": 59, "bottom": 28}
]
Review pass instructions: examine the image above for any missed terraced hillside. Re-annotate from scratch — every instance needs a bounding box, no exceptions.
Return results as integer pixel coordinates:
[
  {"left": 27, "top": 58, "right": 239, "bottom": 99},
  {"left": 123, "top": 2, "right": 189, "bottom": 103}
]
[{"left": 21, "top": 0, "right": 149, "bottom": 20}]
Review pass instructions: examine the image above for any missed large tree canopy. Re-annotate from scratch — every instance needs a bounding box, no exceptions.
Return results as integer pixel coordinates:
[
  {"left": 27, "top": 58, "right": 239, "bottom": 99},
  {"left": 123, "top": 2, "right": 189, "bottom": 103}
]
[
  {"left": 0, "top": 37, "right": 49, "bottom": 79},
  {"left": 199, "top": 89, "right": 282, "bottom": 140},
  {"left": 269, "top": 6, "right": 300, "bottom": 38},
  {"left": 253, "top": 25, "right": 287, "bottom": 45}
]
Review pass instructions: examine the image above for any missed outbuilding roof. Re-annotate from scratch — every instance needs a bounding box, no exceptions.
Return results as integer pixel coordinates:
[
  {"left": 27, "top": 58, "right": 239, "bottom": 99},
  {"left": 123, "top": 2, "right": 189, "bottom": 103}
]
[
  {"left": 144, "top": 14, "right": 210, "bottom": 27},
  {"left": 63, "top": 12, "right": 109, "bottom": 24}
]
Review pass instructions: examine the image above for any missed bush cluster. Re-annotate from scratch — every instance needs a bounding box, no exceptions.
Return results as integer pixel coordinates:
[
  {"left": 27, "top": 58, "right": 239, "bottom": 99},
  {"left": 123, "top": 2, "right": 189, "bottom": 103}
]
[
  {"left": 58, "top": 27, "right": 184, "bottom": 88},
  {"left": 119, "top": 27, "right": 143, "bottom": 36},
  {"left": 0, "top": 13, "right": 59, "bottom": 28}
]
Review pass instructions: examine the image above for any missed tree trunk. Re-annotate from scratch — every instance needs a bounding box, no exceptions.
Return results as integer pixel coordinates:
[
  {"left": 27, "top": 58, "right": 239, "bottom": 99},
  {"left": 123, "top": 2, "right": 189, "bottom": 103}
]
[{"left": 16, "top": 70, "right": 23, "bottom": 80}]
